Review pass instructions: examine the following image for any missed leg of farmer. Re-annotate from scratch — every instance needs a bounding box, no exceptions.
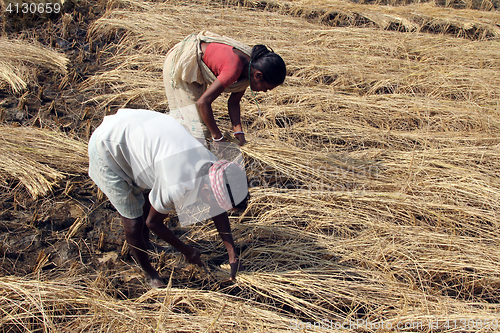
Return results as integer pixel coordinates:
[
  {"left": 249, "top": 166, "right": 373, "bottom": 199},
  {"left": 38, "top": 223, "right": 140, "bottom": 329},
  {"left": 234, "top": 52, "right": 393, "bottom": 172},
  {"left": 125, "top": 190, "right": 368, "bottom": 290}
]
[
  {"left": 141, "top": 193, "right": 151, "bottom": 245},
  {"left": 144, "top": 206, "right": 204, "bottom": 268},
  {"left": 122, "top": 216, "right": 165, "bottom": 288}
]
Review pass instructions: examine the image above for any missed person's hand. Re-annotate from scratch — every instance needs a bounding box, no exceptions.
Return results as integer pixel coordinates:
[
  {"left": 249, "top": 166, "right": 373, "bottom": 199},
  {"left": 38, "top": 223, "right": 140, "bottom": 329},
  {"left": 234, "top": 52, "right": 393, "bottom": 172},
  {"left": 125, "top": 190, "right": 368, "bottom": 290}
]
[
  {"left": 212, "top": 132, "right": 227, "bottom": 143},
  {"left": 234, "top": 132, "right": 246, "bottom": 146},
  {"left": 182, "top": 246, "right": 204, "bottom": 268},
  {"left": 229, "top": 257, "right": 239, "bottom": 281},
  {"left": 211, "top": 138, "right": 227, "bottom": 155}
]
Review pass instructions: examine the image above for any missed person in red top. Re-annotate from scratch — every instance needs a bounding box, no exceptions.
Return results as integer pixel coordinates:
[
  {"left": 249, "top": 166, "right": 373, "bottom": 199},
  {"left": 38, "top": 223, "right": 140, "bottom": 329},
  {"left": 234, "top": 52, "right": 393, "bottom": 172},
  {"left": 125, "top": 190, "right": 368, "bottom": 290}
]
[
  {"left": 202, "top": 43, "right": 245, "bottom": 89},
  {"left": 163, "top": 32, "right": 286, "bottom": 146}
]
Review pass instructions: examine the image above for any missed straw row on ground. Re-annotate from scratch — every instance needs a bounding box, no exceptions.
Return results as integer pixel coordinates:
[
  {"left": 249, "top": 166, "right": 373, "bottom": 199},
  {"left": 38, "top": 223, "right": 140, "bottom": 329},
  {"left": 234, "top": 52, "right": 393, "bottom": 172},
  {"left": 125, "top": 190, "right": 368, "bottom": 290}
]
[{"left": 289, "top": 318, "right": 499, "bottom": 331}]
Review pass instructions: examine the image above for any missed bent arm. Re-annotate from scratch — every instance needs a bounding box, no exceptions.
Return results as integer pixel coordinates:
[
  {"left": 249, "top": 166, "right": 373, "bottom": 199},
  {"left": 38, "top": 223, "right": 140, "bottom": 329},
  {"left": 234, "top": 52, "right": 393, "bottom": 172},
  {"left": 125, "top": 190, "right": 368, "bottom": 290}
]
[
  {"left": 144, "top": 206, "right": 183, "bottom": 250},
  {"left": 228, "top": 91, "right": 246, "bottom": 145},
  {"left": 145, "top": 205, "right": 203, "bottom": 266},
  {"left": 228, "top": 91, "right": 245, "bottom": 132},
  {"left": 196, "top": 79, "right": 226, "bottom": 140},
  {"left": 212, "top": 211, "right": 239, "bottom": 279}
]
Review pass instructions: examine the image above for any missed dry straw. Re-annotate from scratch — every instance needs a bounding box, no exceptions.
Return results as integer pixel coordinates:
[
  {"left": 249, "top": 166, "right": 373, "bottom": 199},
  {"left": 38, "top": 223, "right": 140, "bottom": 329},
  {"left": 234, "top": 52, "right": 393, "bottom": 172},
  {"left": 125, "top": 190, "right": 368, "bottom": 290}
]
[
  {"left": 78, "top": 0, "right": 500, "bottom": 329},
  {"left": 0, "top": 124, "right": 88, "bottom": 198},
  {"left": 0, "top": 60, "right": 28, "bottom": 93},
  {"left": 0, "top": 37, "right": 68, "bottom": 93},
  {"left": 82, "top": 0, "right": 500, "bottom": 109},
  {"left": 2, "top": 0, "right": 500, "bottom": 331},
  {"left": 0, "top": 275, "right": 294, "bottom": 332},
  {"left": 223, "top": 0, "right": 500, "bottom": 36}
]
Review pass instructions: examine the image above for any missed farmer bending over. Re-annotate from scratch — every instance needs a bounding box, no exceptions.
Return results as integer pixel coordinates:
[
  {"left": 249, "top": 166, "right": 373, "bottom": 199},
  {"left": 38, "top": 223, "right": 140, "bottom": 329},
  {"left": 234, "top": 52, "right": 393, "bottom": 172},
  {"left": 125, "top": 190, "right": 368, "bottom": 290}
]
[
  {"left": 163, "top": 31, "right": 286, "bottom": 146},
  {"left": 88, "top": 108, "right": 248, "bottom": 288}
]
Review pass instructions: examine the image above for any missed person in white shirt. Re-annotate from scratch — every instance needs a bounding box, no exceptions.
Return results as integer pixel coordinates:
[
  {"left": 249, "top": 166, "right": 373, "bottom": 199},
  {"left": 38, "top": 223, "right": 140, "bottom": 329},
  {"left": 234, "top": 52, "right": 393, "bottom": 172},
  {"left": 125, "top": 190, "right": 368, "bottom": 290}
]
[{"left": 88, "top": 109, "right": 248, "bottom": 288}]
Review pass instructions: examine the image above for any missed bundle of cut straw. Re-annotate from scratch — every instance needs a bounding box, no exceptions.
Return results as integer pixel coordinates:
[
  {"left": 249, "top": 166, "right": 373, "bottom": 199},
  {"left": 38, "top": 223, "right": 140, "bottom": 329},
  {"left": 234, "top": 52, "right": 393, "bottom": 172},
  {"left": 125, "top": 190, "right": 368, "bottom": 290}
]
[
  {"left": 0, "top": 38, "right": 68, "bottom": 93},
  {"left": 0, "top": 124, "right": 88, "bottom": 198}
]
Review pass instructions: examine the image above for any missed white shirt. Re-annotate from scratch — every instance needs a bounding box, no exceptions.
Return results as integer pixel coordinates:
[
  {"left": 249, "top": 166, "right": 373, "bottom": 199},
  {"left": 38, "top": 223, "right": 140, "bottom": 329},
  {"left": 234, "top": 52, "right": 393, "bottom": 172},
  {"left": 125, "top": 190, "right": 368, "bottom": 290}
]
[{"left": 92, "top": 109, "right": 217, "bottom": 214}]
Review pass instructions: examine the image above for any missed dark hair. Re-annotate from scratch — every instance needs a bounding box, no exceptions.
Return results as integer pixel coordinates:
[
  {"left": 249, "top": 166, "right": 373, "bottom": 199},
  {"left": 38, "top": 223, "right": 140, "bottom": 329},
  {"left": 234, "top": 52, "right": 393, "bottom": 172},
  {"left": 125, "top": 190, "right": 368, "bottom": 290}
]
[
  {"left": 223, "top": 172, "right": 250, "bottom": 211},
  {"left": 250, "top": 45, "right": 286, "bottom": 86},
  {"left": 233, "top": 191, "right": 249, "bottom": 211}
]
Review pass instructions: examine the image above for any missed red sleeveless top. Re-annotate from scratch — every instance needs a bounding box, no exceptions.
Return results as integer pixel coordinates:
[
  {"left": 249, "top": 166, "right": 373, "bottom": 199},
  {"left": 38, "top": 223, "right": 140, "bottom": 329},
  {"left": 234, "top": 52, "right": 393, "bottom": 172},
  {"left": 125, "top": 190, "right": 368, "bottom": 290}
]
[{"left": 202, "top": 43, "right": 245, "bottom": 88}]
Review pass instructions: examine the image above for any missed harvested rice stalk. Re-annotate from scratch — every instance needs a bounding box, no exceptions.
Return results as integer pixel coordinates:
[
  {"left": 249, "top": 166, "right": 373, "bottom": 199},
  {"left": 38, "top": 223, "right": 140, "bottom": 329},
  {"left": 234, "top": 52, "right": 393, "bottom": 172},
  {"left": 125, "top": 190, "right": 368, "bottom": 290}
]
[
  {"left": 0, "top": 38, "right": 68, "bottom": 93},
  {"left": 0, "top": 276, "right": 297, "bottom": 332},
  {"left": 0, "top": 124, "right": 88, "bottom": 198},
  {"left": 0, "top": 38, "right": 68, "bottom": 74},
  {"left": 0, "top": 60, "right": 27, "bottom": 93}
]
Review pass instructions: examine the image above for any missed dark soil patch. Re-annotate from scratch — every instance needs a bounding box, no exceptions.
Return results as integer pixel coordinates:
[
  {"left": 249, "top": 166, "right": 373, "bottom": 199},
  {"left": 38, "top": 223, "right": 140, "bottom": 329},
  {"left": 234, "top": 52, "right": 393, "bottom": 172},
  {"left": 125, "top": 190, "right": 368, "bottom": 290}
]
[{"left": 0, "top": 0, "right": 181, "bottom": 296}]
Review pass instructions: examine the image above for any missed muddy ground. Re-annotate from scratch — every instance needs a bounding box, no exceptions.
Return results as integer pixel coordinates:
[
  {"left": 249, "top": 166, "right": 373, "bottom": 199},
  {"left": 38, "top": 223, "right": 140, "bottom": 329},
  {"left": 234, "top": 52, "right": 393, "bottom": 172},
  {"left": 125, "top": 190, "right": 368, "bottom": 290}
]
[{"left": 0, "top": 0, "right": 222, "bottom": 298}]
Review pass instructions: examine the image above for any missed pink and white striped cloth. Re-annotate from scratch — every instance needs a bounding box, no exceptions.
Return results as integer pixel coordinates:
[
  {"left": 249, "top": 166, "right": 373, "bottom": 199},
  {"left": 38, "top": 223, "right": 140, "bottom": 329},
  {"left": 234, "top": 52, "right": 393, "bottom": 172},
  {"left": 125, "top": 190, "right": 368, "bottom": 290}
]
[{"left": 209, "top": 160, "right": 241, "bottom": 210}]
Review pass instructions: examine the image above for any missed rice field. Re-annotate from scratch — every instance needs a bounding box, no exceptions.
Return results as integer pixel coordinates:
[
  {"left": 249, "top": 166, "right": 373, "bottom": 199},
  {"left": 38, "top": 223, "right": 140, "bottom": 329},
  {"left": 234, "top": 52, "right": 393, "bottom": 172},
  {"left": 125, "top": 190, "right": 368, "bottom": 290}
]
[{"left": 1, "top": 0, "right": 500, "bottom": 331}]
